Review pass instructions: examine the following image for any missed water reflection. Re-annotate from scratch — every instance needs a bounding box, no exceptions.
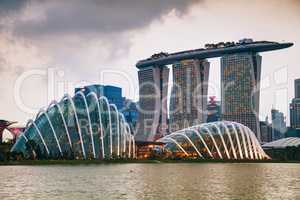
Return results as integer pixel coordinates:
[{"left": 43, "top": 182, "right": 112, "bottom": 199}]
[{"left": 0, "top": 164, "right": 299, "bottom": 200}]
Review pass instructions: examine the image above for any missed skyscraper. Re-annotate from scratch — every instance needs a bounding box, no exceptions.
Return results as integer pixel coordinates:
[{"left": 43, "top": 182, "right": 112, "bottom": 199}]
[
  {"left": 290, "top": 99, "right": 300, "bottom": 129},
  {"left": 290, "top": 78, "right": 300, "bottom": 129},
  {"left": 221, "top": 52, "right": 261, "bottom": 140},
  {"left": 169, "top": 59, "right": 210, "bottom": 132},
  {"left": 294, "top": 78, "right": 300, "bottom": 98},
  {"left": 104, "top": 85, "right": 123, "bottom": 110},
  {"left": 75, "top": 84, "right": 104, "bottom": 97},
  {"left": 260, "top": 119, "right": 272, "bottom": 143},
  {"left": 271, "top": 109, "right": 286, "bottom": 140},
  {"left": 122, "top": 98, "right": 138, "bottom": 128},
  {"left": 75, "top": 84, "right": 123, "bottom": 109},
  {"left": 136, "top": 66, "right": 169, "bottom": 141}
]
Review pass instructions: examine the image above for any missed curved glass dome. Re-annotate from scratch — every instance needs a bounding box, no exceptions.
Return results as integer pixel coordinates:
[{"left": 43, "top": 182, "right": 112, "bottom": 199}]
[
  {"left": 11, "top": 92, "right": 136, "bottom": 160},
  {"left": 158, "top": 121, "right": 269, "bottom": 160}
]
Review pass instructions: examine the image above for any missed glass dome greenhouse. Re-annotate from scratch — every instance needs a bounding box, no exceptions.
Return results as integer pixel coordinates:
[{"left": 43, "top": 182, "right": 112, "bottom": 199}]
[
  {"left": 158, "top": 121, "right": 270, "bottom": 160},
  {"left": 11, "top": 92, "right": 136, "bottom": 160}
]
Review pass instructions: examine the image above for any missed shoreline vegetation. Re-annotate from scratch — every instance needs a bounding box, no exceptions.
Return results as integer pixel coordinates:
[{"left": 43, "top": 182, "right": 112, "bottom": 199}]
[{"left": 0, "top": 159, "right": 299, "bottom": 166}]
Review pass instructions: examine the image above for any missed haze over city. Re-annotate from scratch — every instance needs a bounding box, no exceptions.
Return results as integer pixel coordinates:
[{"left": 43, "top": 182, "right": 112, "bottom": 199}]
[{"left": 0, "top": 0, "right": 299, "bottom": 125}]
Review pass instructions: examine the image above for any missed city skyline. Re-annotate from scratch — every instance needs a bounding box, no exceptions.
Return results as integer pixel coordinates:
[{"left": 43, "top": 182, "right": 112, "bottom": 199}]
[{"left": 0, "top": 0, "right": 299, "bottom": 126}]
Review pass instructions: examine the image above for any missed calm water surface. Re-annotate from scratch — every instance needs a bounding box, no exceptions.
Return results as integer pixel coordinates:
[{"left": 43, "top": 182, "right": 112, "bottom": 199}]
[{"left": 0, "top": 163, "right": 299, "bottom": 200}]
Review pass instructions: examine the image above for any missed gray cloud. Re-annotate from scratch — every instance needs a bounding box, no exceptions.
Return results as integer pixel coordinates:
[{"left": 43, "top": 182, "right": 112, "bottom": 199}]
[
  {"left": 8, "top": 0, "right": 201, "bottom": 38},
  {"left": 0, "top": 0, "right": 29, "bottom": 30},
  {"left": 0, "top": 0, "right": 202, "bottom": 71},
  {"left": 0, "top": 0, "right": 28, "bottom": 16},
  {"left": 0, "top": 0, "right": 202, "bottom": 76}
]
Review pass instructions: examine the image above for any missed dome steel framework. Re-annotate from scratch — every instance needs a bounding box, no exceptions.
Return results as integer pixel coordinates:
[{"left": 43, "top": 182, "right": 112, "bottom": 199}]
[
  {"left": 158, "top": 121, "right": 269, "bottom": 160},
  {"left": 11, "top": 92, "right": 136, "bottom": 160}
]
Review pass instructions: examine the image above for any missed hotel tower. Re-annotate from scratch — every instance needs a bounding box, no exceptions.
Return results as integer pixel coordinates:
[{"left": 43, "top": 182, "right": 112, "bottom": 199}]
[
  {"left": 136, "top": 66, "right": 169, "bottom": 141},
  {"left": 221, "top": 53, "right": 262, "bottom": 140},
  {"left": 169, "top": 59, "right": 210, "bottom": 132}
]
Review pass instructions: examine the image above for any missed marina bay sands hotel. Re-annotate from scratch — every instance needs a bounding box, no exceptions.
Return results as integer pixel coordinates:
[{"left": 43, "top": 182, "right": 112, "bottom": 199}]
[{"left": 135, "top": 39, "right": 293, "bottom": 142}]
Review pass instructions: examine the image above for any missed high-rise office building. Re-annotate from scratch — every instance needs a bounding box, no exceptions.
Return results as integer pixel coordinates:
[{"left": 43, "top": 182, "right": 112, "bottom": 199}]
[
  {"left": 294, "top": 78, "right": 300, "bottom": 98},
  {"left": 260, "top": 118, "right": 272, "bottom": 143},
  {"left": 75, "top": 84, "right": 104, "bottom": 97},
  {"left": 104, "top": 85, "right": 123, "bottom": 110},
  {"left": 289, "top": 78, "right": 300, "bottom": 129},
  {"left": 75, "top": 84, "right": 123, "bottom": 109},
  {"left": 169, "top": 59, "right": 210, "bottom": 132},
  {"left": 290, "top": 98, "right": 300, "bottom": 129},
  {"left": 136, "top": 66, "right": 169, "bottom": 141},
  {"left": 221, "top": 52, "right": 262, "bottom": 140},
  {"left": 122, "top": 98, "right": 138, "bottom": 128},
  {"left": 271, "top": 109, "right": 286, "bottom": 140}
]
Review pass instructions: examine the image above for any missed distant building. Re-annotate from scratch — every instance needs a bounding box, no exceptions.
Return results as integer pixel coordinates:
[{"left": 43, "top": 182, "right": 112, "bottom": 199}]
[
  {"left": 207, "top": 96, "right": 220, "bottom": 122},
  {"left": 290, "top": 79, "right": 300, "bottom": 129},
  {"left": 285, "top": 127, "right": 300, "bottom": 138},
  {"left": 294, "top": 78, "right": 300, "bottom": 98},
  {"left": 104, "top": 85, "right": 123, "bottom": 110},
  {"left": 290, "top": 98, "right": 300, "bottom": 129},
  {"left": 260, "top": 119, "right": 272, "bottom": 143},
  {"left": 221, "top": 50, "right": 262, "bottom": 140},
  {"left": 271, "top": 109, "right": 286, "bottom": 140},
  {"left": 75, "top": 85, "right": 139, "bottom": 129},
  {"left": 75, "top": 84, "right": 123, "bottom": 109},
  {"left": 169, "top": 59, "right": 210, "bottom": 132},
  {"left": 75, "top": 84, "right": 104, "bottom": 97},
  {"left": 122, "top": 98, "right": 138, "bottom": 129}
]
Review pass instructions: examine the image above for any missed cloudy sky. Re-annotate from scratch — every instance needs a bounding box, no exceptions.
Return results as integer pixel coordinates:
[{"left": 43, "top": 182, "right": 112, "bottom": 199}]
[{"left": 0, "top": 0, "right": 299, "bottom": 125}]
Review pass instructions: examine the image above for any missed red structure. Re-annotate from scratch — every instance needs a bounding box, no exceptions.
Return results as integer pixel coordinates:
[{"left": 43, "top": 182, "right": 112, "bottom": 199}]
[{"left": 0, "top": 120, "right": 22, "bottom": 143}]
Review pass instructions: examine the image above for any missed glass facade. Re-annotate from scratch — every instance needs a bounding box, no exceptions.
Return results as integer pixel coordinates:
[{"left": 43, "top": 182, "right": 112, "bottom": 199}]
[
  {"left": 221, "top": 53, "right": 261, "bottom": 140},
  {"left": 122, "top": 99, "right": 138, "bottom": 129},
  {"left": 158, "top": 121, "right": 269, "bottom": 160},
  {"left": 271, "top": 109, "right": 286, "bottom": 140},
  {"left": 290, "top": 98, "right": 300, "bottom": 129},
  {"left": 11, "top": 92, "right": 136, "bottom": 160},
  {"left": 75, "top": 85, "right": 123, "bottom": 110},
  {"left": 169, "top": 59, "right": 210, "bottom": 132},
  {"left": 295, "top": 79, "right": 300, "bottom": 98},
  {"left": 136, "top": 66, "right": 169, "bottom": 141}
]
